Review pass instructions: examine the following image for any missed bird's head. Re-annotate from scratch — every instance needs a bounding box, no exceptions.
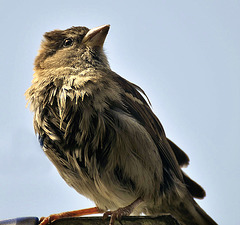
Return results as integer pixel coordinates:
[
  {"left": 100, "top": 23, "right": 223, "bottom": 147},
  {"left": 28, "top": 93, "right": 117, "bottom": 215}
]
[{"left": 34, "top": 24, "right": 110, "bottom": 71}]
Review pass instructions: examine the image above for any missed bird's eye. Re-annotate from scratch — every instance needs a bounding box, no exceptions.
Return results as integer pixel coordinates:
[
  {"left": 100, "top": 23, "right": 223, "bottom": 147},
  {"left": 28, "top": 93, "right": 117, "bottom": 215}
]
[{"left": 63, "top": 38, "right": 73, "bottom": 47}]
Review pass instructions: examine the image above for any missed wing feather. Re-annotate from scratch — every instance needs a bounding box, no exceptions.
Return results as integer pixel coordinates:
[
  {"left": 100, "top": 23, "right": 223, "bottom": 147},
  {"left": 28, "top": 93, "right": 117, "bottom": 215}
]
[
  {"left": 111, "top": 73, "right": 206, "bottom": 198},
  {"left": 112, "top": 73, "right": 183, "bottom": 182}
]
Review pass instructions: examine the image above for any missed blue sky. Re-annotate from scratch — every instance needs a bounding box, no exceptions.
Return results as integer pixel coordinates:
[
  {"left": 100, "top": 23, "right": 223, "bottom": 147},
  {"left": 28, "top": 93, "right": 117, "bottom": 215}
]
[{"left": 0, "top": 1, "right": 239, "bottom": 224}]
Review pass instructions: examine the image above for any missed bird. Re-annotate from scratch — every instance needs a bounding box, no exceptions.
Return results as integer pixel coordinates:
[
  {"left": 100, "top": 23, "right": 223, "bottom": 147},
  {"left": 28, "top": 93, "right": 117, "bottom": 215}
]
[{"left": 25, "top": 24, "right": 217, "bottom": 225}]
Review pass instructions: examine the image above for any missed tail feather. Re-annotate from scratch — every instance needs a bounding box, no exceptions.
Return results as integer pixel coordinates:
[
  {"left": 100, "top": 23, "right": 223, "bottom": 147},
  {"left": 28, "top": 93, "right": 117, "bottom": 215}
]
[
  {"left": 182, "top": 172, "right": 206, "bottom": 199},
  {"left": 194, "top": 200, "right": 217, "bottom": 225},
  {"left": 172, "top": 199, "right": 217, "bottom": 225}
]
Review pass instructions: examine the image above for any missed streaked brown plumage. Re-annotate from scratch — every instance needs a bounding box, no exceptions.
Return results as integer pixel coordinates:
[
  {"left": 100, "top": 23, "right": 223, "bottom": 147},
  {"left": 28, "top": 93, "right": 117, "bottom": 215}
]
[{"left": 25, "top": 25, "right": 216, "bottom": 225}]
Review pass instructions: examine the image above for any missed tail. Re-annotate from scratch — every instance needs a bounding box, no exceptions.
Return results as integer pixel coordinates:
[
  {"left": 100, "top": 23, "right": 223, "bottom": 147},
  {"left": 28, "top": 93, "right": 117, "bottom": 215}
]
[
  {"left": 172, "top": 198, "right": 217, "bottom": 225},
  {"left": 193, "top": 200, "right": 217, "bottom": 225}
]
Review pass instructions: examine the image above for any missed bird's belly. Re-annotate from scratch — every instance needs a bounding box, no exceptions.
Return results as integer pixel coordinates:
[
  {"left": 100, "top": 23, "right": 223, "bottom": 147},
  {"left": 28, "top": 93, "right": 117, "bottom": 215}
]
[
  {"left": 41, "top": 107, "right": 164, "bottom": 211},
  {"left": 54, "top": 159, "right": 139, "bottom": 211}
]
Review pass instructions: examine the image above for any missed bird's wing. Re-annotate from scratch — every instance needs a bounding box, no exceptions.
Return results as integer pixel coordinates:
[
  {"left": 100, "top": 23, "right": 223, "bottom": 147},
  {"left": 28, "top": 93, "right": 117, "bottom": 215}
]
[
  {"left": 166, "top": 139, "right": 206, "bottom": 198},
  {"left": 167, "top": 138, "right": 189, "bottom": 167},
  {"left": 112, "top": 73, "right": 184, "bottom": 182},
  {"left": 111, "top": 73, "right": 207, "bottom": 198}
]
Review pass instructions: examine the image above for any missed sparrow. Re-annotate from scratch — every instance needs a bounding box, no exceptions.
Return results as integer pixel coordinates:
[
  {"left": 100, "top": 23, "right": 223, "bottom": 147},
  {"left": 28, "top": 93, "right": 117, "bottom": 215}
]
[{"left": 25, "top": 24, "right": 217, "bottom": 225}]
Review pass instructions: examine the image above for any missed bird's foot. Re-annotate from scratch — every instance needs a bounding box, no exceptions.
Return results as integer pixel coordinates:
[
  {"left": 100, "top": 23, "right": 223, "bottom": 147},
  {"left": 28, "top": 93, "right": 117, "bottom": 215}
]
[
  {"left": 103, "top": 207, "right": 132, "bottom": 225},
  {"left": 103, "top": 198, "right": 143, "bottom": 225},
  {"left": 39, "top": 207, "right": 103, "bottom": 225}
]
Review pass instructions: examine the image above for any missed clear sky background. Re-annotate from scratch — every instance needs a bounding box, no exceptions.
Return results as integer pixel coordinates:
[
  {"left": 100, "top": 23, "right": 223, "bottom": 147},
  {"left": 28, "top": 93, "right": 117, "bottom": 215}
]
[{"left": 0, "top": 1, "right": 239, "bottom": 224}]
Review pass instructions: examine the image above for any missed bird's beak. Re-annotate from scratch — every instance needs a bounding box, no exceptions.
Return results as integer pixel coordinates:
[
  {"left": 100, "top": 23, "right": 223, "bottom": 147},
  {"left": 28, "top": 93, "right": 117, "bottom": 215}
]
[{"left": 82, "top": 24, "right": 110, "bottom": 48}]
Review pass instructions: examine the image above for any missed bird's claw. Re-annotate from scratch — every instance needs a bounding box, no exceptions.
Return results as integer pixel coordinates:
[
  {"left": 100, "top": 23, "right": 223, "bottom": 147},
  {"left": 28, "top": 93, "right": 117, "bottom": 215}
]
[
  {"left": 39, "top": 215, "right": 56, "bottom": 225},
  {"left": 103, "top": 207, "right": 132, "bottom": 225}
]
